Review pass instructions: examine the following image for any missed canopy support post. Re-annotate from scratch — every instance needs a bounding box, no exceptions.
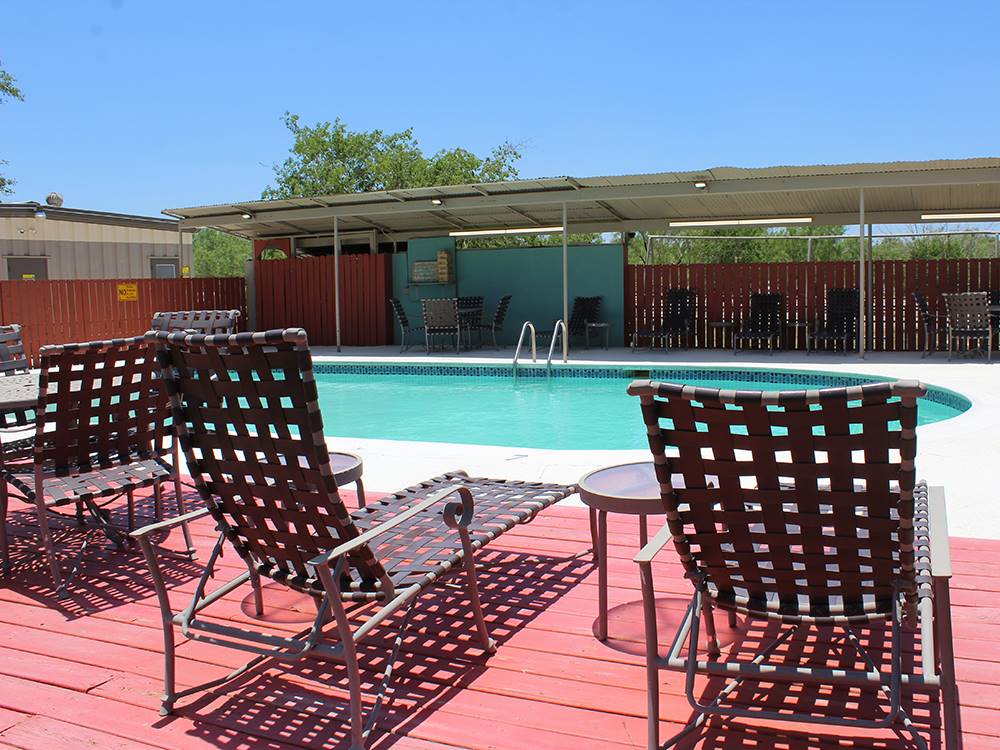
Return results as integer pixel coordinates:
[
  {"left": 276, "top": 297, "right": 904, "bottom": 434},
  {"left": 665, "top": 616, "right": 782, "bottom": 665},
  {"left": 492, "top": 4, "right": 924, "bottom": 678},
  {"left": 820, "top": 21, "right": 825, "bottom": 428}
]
[
  {"left": 334, "top": 215, "right": 342, "bottom": 352},
  {"left": 858, "top": 189, "right": 866, "bottom": 358},
  {"left": 562, "top": 206, "right": 571, "bottom": 360}
]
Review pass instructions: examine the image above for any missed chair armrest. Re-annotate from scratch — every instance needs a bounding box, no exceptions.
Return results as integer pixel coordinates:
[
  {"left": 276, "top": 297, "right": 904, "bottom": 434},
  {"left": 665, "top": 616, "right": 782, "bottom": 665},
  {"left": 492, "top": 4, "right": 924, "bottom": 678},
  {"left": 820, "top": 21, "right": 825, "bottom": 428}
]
[
  {"left": 130, "top": 507, "right": 212, "bottom": 540},
  {"left": 309, "top": 484, "right": 473, "bottom": 568},
  {"left": 634, "top": 520, "right": 674, "bottom": 565},
  {"left": 926, "top": 485, "right": 953, "bottom": 579}
]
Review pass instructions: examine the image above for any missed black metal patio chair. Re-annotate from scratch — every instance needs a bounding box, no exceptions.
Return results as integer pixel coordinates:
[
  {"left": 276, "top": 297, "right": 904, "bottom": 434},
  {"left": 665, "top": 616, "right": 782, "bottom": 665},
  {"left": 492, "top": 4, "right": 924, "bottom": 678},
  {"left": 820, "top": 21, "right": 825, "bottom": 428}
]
[
  {"left": 389, "top": 298, "right": 423, "bottom": 353},
  {"left": 913, "top": 292, "right": 942, "bottom": 357},
  {"left": 631, "top": 288, "right": 696, "bottom": 351},
  {"left": 477, "top": 294, "right": 512, "bottom": 350},
  {"left": 132, "top": 328, "right": 575, "bottom": 749},
  {"left": 733, "top": 292, "right": 783, "bottom": 353},
  {"left": 809, "top": 287, "right": 859, "bottom": 352},
  {"left": 628, "top": 378, "right": 961, "bottom": 749},
  {"left": 422, "top": 297, "right": 461, "bottom": 353}
]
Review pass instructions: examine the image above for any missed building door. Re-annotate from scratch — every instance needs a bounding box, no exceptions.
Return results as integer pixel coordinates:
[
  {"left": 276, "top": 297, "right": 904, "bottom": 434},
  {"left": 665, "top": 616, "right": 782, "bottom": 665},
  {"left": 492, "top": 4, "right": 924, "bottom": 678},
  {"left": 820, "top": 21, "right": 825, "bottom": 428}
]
[
  {"left": 150, "top": 258, "right": 180, "bottom": 278},
  {"left": 6, "top": 257, "right": 49, "bottom": 280}
]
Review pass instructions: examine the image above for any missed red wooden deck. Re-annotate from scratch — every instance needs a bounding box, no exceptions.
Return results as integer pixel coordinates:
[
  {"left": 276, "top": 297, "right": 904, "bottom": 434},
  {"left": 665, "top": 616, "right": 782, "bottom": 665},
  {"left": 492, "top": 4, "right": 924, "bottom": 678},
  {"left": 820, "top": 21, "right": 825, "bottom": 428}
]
[{"left": 0, "top": 487, "right": 996, "bottom": 749}]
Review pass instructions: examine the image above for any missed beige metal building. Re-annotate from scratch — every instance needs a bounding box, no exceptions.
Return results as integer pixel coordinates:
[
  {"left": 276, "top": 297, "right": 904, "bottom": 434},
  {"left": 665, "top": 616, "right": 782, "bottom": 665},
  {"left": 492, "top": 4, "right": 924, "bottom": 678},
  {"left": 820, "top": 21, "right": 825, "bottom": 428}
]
[{"left": 0, "top": 198, "right": 193, "bottom": 280}]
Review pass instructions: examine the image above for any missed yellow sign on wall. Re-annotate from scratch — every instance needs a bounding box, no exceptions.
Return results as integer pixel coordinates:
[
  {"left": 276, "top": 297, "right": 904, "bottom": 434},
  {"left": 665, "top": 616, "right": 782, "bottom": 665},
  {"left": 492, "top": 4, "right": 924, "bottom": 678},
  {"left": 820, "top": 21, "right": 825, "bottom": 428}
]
[{"left": 117, "top": 282, "right": 138, "bottom": 302}]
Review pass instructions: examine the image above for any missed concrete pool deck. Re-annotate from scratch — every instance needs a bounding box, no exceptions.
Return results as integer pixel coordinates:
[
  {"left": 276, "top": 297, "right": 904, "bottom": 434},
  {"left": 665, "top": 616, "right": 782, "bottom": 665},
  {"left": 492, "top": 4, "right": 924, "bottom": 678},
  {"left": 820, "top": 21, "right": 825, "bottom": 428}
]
[{"left": 312, "top": 345, "right": 1000, "bottom": 539}]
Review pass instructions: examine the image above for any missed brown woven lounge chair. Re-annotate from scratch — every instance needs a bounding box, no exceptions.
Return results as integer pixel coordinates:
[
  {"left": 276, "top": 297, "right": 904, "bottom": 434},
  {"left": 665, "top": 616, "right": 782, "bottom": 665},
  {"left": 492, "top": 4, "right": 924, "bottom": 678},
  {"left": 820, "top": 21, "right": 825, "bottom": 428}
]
[
  {"left": 628, "top": 379, "right": 961, "bottom": 749},
  {"left": 943, "top": 291, "right": 992, "bottom": 361},
  {"left": 132, "top": 328, "right": 575, "bottom": 749},
  {"left": 0, "top": 336, "right": 195, "bottom": 593},
  {"left": 151, "top": 309, "right": 241, "bottom": 335}
]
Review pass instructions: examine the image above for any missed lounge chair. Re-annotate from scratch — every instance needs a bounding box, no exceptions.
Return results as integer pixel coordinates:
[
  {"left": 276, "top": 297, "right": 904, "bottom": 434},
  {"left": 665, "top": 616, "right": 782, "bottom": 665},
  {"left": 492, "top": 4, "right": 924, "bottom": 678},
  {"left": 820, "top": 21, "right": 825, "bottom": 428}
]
[
  {"left": 631, "top": 288, "right": 696, "bottom": 352},
  {"left": 389, "top": 297, "right": 423, "bottom": 353},
  {"left": 809, "top": 287, "right": 859, "bottom": 352},
  {"left": 943, "top": 291, "right": 992, "bottom": 361},
  {"left": 0, "top": 336, "right": 194, "bottom": 593},
  {"left": 477, "top": 294, "right": 512, "bottom": 350},
  {"left": 913, "top": 292, "right": 942, "bottom": 357},
  {"left": 538, "top": 295, "right": 605, "bottom": 349},
  {"left": 457, "top": 295, "right": 484, "bottom": 348},
  {"left": 133, "top": 328, "right": 575, "bottom": 749},
  {"left": 422, "top": 297, "right": 461, "bottom": 352},
  {"left": 628, "top": 378, "right": 961, "bottom": 749},
  {"left": 151, "top": 309, "right": 241, "bottom": 334},
  {"left": 733, "top": 292, "right": 782, "bottom": 353}
]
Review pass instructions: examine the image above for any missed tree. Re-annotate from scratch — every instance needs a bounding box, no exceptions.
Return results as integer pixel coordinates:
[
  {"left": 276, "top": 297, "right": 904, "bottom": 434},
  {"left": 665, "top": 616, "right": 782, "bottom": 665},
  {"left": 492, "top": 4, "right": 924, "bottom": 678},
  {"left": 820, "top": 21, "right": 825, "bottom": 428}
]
[
  {"left": 192, "top": 228, "right": 252, "bottom": 277},
  {"left": 0, "top": 62, "right": 25, "bottom": 195},
  {"left": 263, "top": 113, "right": 521, "bottom": 199},
  {"left": 263, "top": 114, "right": 603, "bottom": 248}
]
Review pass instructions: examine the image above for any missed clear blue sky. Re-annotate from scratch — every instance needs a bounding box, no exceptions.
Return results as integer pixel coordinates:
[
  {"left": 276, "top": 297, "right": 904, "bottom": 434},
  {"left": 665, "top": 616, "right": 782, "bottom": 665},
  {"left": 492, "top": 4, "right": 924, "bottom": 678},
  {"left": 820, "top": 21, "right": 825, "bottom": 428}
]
[{"left": 2, "top": 0, "right": 999, "bottom": 218}]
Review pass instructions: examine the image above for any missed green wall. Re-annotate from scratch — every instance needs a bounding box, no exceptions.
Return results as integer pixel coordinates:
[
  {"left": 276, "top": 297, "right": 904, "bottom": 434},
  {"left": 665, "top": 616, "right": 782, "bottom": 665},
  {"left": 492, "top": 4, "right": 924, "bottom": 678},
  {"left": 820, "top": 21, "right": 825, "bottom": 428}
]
[{"left": 391, "top": 239, "right": 624, "bottom": 347}]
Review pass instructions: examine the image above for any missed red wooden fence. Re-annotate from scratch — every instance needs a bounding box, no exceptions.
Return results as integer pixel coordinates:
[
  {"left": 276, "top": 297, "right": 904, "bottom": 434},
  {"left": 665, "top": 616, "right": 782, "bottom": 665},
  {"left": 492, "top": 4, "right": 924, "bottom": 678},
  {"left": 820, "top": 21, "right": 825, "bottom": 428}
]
[
  {"left": 625, "top": 258, "right": 1000, "bottom": 351},
  {"left": 0, "top": 277, "right": 247, "bottom": 365},
  {"left": 255, "top": 254, "right": 393, "bottom": 346}
]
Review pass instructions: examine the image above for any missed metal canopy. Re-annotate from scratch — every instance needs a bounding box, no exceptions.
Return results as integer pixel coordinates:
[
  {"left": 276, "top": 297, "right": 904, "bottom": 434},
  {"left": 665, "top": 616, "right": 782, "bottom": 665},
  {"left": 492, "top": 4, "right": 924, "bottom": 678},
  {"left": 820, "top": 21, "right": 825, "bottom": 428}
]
[{"left": 164, "top": 157, "right": 1000, "bottom": 240}]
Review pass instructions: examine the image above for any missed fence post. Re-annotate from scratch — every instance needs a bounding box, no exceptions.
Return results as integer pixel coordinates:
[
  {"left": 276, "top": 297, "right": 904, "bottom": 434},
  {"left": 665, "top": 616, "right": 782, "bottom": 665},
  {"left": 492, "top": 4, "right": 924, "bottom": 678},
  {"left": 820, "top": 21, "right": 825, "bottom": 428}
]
[{"left": 244, "top": 260, "right": 257, "bottom": 330}]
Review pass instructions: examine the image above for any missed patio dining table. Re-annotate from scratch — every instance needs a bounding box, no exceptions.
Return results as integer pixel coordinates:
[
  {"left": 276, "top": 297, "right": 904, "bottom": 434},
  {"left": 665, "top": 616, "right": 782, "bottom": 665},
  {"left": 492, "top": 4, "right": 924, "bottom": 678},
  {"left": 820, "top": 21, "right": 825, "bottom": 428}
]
[{"left": 0, "top": 371, "right": 38, "bottom": 428}]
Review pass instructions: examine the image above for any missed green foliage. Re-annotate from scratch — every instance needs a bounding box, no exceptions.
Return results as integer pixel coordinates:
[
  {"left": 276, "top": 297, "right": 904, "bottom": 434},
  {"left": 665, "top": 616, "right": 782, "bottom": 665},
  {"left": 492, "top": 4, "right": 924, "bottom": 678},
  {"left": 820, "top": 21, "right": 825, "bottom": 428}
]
[
  {"left": 192, "top": 229, "right": 252, "bottom": 277},
  {"left": 456, "top": 231, "right": 602, "bottom": 250},
  {"left": 0, "top": 61, "right": 24, "bottom": 196},
  {"left": 263, "top": 113, "right": 521, "bottom": 199},
  {"left": 627, "top": 225, "right": 998, "bottom": 264}
]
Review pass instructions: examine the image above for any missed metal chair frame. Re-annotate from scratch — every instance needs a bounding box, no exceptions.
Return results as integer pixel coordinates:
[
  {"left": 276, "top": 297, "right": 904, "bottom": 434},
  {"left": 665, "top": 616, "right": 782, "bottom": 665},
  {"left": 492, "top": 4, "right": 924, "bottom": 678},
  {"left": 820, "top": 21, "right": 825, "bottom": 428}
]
[
  {"left": 943, "top": 291, "right": 992, "bottom": 361},
  {"left": 389, "top": 297, "right": 423, "bottom": 353},
  {"left": 629, "top": 379, "right": 961, "bottom": 750},
  {"left": 133, "top": 328, "right": 574, "bottom": 749}
]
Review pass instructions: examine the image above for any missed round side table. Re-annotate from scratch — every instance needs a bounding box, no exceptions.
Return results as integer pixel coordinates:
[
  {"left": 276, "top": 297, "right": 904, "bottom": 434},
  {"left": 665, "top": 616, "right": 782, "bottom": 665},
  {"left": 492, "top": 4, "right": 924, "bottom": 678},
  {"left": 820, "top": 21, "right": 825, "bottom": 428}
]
[
  {"left": 329, "top": 451, "right": 366, "bottom": 507},
  {"left": 578, "top": 461, "right": 665, "bottom": 641}
]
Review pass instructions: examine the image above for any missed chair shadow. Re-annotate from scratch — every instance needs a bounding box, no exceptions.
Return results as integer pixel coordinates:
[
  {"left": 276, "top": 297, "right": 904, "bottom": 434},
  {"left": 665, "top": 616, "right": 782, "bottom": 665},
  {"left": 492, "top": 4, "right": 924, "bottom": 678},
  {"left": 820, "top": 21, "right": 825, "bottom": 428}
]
[
  {"left": 662, "top": 614, "right": 942, "bottom": 749},
  {"left": 170, "top": 547, "right": 594, "bottom": 749},
  {"left": 0, "top": 485, "right": 205, "bottom": 619}
]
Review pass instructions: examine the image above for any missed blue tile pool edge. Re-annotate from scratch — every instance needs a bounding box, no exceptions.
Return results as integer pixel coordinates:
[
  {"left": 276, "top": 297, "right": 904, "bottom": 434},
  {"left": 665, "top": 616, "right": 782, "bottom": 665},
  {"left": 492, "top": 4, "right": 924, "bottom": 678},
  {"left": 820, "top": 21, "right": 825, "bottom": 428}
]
[{"left": 311, "top": 362, "right": 971, "bottom": 415}]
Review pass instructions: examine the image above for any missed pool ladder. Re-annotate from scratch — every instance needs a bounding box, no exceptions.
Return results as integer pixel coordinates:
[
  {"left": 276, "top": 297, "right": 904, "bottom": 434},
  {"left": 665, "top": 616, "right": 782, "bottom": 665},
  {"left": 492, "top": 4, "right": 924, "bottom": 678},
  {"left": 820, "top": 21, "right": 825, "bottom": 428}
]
[
  {"left": 512, "top": 320, "right": 567, "bottom": 379},
  {"left": 512, "top": 321, "right": 536, "bottom": 379}
]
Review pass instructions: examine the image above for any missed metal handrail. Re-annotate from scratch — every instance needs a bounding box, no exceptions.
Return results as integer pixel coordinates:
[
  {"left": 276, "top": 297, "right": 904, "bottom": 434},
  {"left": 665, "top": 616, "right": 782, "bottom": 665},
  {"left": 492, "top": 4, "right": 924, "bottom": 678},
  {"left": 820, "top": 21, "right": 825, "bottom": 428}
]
[
  {"left": 546, "top": 320, "right": 567, "bottom": 375},
  {"left": 512, "top": 321, "right": 536, "bottom": 379}
]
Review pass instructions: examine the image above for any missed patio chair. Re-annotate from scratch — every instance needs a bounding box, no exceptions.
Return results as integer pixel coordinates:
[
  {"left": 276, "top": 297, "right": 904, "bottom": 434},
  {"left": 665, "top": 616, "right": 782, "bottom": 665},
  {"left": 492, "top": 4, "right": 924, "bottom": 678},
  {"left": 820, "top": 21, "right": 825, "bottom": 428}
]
[
  {"left": 0, "top": 325, "right": 35, "bottom": 465},
  {"left": 733, "top": 292, "right": 782, "bottom": 353},
  {"left": 389, "top": 297, "right": 423, "bottom": 353},
  {"left": 631, "top": 288, "right": 696, "bottom": 352},
  {"left": 0, "top": 336, "right": 194, "bottom": 593},
  {"left": 538, "top": 296, "right": 605, "bottom": 349},
  {"left": 913, "top": 292, "right": 942, "bottom": 357},
  {"left": 151, "top": 309, "right": 241, "bottom": 335},
  {"left": 422, "top": 297, "right": 461, "bottom": 353},
  {"left": 628, "top": 378, "right": 961, "bottom": 749},
  {"left": 809, "top": 287, "right": 859, "bottom": 352},
  {"left": 477, "top": 294, "right": 512, "bottom": 350},
  {"left": 943, "top": 291, "right": 991, "bottom": 361},
  {"left": 457, "top": 295, "right": 484, "bottom": 349},
  {"left": 133, "top": 328, "right": 575, "bottom": 749}
]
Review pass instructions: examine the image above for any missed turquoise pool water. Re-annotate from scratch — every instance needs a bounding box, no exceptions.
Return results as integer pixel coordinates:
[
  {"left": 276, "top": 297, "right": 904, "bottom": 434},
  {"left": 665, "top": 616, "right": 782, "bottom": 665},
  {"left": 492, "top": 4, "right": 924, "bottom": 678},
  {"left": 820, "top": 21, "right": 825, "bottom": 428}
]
[{"left": 313, "top": 366, "right": 970, "bottom": 450}]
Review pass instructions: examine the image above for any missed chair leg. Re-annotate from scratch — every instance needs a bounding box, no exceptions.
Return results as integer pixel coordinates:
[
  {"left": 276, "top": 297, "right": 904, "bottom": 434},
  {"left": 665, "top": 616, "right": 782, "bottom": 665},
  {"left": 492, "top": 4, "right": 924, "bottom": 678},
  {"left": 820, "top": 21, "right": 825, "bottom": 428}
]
[
  {"left": 0, "top": 478, "right": 8, "bottom": 573},
  {"left": 248, "top": 564, "right": 264, "bottom": 617},
  {"left": 934, "top": 578, "right": 963, "bottom": 749},
  {"left": 33, "top": 496, "right": 62, "bottom": 592},
  {"left": 172, "top": 452, "right": 196, "bottom": 559},
  {"left": 127, "top": 489, "right": 136, "bottom": 532},
  {"left": 354, "top": 478, "right": 366, "bottom": 509},
  {"left": 638, "top": 560, "right": 660, "bottom": 750},
  {"left": 458, "top": 532, "right": 496, "bottom": 653},
  {"left": 153, "top": 480, "right": 164, "bottom": 522}
]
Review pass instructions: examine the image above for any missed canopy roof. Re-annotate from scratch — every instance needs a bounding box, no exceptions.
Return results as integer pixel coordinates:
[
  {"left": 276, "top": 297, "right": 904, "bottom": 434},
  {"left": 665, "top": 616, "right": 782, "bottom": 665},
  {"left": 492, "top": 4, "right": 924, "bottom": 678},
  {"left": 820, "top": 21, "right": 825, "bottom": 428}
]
[{"left": 164, "top": 157, "right": 1000, "bottom": 241}]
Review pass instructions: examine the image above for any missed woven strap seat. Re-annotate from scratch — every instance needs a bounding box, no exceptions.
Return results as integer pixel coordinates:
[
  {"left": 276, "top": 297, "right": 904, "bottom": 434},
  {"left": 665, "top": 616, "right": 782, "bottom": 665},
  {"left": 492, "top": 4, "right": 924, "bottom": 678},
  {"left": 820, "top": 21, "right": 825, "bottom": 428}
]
[
  {"left": 0, "top": 435, "right": 34, "bottom": 465},
  {"left": 5, "top": 457, "right": 172, "bottom": 507}
]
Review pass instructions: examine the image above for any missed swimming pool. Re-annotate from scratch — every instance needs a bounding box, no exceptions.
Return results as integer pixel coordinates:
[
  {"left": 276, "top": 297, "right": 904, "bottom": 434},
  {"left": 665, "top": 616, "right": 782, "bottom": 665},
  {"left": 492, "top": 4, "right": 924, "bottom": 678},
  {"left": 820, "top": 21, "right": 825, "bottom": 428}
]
[{"left": 313, "top": 364, "right": 971, "bottom": 450}]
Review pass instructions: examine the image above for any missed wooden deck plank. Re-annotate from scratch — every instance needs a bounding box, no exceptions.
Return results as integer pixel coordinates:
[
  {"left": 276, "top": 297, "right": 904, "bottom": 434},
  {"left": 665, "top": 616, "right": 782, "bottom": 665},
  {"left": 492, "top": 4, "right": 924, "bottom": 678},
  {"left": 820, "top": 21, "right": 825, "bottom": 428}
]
[{"left": 0, "top": 486, "right": 996, "bottom": 748}]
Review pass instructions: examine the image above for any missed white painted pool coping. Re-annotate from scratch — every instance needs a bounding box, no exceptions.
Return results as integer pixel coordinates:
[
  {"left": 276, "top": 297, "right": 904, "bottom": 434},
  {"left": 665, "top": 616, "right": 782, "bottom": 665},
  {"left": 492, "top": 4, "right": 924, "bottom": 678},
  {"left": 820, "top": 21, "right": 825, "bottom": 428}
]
[{"left": 312, "top": 346, "right": 1000, "bottom": 539}]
